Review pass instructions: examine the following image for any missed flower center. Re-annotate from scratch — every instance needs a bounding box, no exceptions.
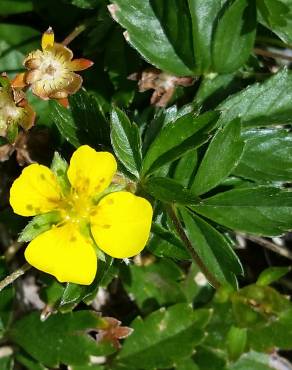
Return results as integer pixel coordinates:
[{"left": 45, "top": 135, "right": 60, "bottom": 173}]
[
  {"left": 40, "top": 52, "right": 67, "bottom": 80},
  {"left": 60, "top": 192, "right": 94, "bottom": 225}
]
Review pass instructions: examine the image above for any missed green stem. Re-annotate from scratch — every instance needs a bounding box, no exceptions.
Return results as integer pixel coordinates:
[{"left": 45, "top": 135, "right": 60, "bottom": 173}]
[
  {"left": 166, "top": 205, "right": 220, "bottom": 289},
  {"left": 0, "top": 263, "right": 31, "bottom": 292}
]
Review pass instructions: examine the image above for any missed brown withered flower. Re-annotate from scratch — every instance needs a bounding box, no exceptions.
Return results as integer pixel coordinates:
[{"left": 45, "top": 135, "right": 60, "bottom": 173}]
[
  {"left": 0, "top": 129, "right": 51, "bottom": 166},
  {"left": 0, "top": 74, "right": 35, "bottom": 142},
  {"left": 12, "top": 27, "right": 93, "bottom": 104},
  {"left": 129, "top": 67, "right": 195, "bottom": 107},
  {"left": 96, "top": 317, "right": 133, "bottom": 349}
]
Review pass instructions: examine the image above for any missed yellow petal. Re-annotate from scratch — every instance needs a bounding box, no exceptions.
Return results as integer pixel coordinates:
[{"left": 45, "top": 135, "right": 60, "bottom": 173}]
[
  {"left": 53, "top": 43, "right": 73, "bottom": 61},
  {"left": 41, "top": 27, "right": 54, "bottom": 50},
  {"left": 67, "top": 145, "right": 117, "bottom": 198},
  {"left": 25, "top": 223, "right": 97, "bottom": 285},
  {"left": 10, "top": 164, "right": 62, "bottom": 216},
  {"left": 91, "top": 191, "right": 153, "bottom": 258}
]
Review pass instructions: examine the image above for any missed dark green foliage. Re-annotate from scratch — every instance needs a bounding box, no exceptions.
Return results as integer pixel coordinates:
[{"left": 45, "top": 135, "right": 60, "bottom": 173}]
[{"left": 1, "top": 1, "right": 292, "bottom": 369}]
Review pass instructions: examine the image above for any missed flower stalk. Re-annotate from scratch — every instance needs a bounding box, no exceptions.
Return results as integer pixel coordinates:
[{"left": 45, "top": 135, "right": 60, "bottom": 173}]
[
  {"left": 166, "top": 204, "right": 220, "bottom": 290},
  {"left": 0, "top": 263, "right": 31, "bottom": 292}
]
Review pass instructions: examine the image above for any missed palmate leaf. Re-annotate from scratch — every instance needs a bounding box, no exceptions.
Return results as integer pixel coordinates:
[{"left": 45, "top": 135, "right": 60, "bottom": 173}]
[
  {"left": 218, "top": 69, "right": 292, "bottom": 127},
  {"left": 109, "top": 0, "right": 193, "bottom": 76},
  {"left": 191, "top": 186, "right": 292, "bottom": 236},
  {"left": 148, "top": 223, "right": 191, "bottom": 260},
  {"left": 115, "top": 303, "right": 212, "bottom": 369},
  {"left": 144, "top": 177, "right": 200, "bottom": 204},
  {"left": 10, "top": 311, "right": 114, "bottom": 367},
  {"left": 110, "top": 0, "right": 256, "bottom": 75},
  {"left": 188, "top": 0, "right": 221, "bottom": 73},
  {"left": 110, "top": 107, "right": 142, "bottom": 178},
  {"left": 180, "top": 209, "right": 243, "bottom": 287},
  {"left": 234, "top": 128, "right": 292, "bottom": 182},
  {"left": 142, "top": 111, "right": 219, "bottom": 176},
  {"left": 227, "top": 351, "right": 277, "bottom": 370},
  {"left": 212, "top": 0, "right": 256, "bottom": 73},
  {"left": 122, "top": 259, "right": 186, "bottom": 313},
  {"left": 50, "top": 90, "right": 110, "bottom": 149},
  {"left": 191, "top": 118, "right": 245, "bottom": 196},
  {"left": 258, "top": 0, "right": 292, "bottom": 44}
]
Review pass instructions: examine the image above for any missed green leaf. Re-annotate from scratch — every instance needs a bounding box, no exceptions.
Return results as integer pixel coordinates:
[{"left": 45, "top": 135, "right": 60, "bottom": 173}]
[
  {"left": 67, "top": 0, "right": 101, "bottom": 9},
  {"left": 194, "top": 347, "right": 226, "bottom": 370},
  {"left": 257, "top": 266, "right": 291, "bottom": 286},
  {"left": 56, "top": 256, "right": 114, "bottom": 312},
  {"left": 122, "top": 259, "right": 186, "bottom": 313},
  {"left": 51, "top": 91, "right": 110, "bottom": 149},
  {"left": 0, "top": 258, "right": 14, "bottom": 338},
  {"left": 180, "top": 209, "right": 242, "bottom": 286},
  {"left": 18, "top": 212, "right": 61, "bottom": 243},
  {"left": 227, "top": 351, "right": 275, "bottom": 370},
  {"left": 191, "top": 119, "right": 245, "bottom": 195},
  {"left": 175, "top": 357, "right": 200, "bottom": 370},
  {"left": 0, "top": 0, "right": 32, "bottom": 15},
  {"left": 212, "top": 0, "right": 256, "bottom": 73},
  {"left": 195, "top": 73, "right": 240, "bottom": 109},
  {"left": 10, "top": 311, "right": 113, "bottom": 367},
  {"left": 50, "top": 101, "right": 80, "bottom": 148},
  {"left": 15, "top": 353, "right": 46, "bottom": 370},
  {"left": 115, "top": 304, "right": 212, "bottom": 369},
  {"left": 111, "top": 107, "right": 142, "bottom": 178},
  {"left": 218, "top": 69, "right": 292, "bottom": 127},
  {"left": 191, "top": 186, "right": 292, "bottom": 236},
  {"left": 142, "top": 111, "right": 219, "bottom": 176},
  {"left": 148, "top": 223, "right": 191, "bottom": 260},
  {"left": 104, "top": 28, "right": 138, "bottom": 107},
  {"left": 69, "top": 90, "right": 110, "bottom": 148},
  {"left": 144, "top": 177, "right": 199, "bottom": 204},
  {"left": 173, "top": 149, "right": 198, "bottom": 188},
  {"left": 71, "top": 365, "right": 104, "bottom": 370},
  {"left": 234, "top": 128, "right": 292, "bottom": 182},
  {"left": 188, "top": 0, "right": 221, "bottom": 73},
  {"left": 0, "top": 24, "right": 39, "bottom": 73},
  {"left": 258, "top": 0, "right": 292, "bottom": 44},
  {"left": 0, "top": 354, "right": 14, "bottom": 370},
  {"left": 150, "top": 0, "right": 196, "bottom": 71},
  {"left": 226, "top": 326, "right": 247, "bottom": 361},
  {"left": 110, "top": 0, "right": 193, "bottom": 75},
  {"left": 51, "top": 152, "right": 70, "bottom": 194}
]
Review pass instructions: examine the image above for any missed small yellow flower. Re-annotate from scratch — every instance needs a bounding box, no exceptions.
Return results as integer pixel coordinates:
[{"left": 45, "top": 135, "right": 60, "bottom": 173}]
[
  {"left": 10, "top": 145, "right": 153, "bottom": 285},
  {"left": 13, "top": 27, "right": 93, "bottom": 102},
  {"left": 0, "top": 74, "right": 35, "bottom": 141}
]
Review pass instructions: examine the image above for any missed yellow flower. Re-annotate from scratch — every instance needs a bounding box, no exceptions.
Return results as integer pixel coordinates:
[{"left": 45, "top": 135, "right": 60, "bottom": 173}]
[
  {"left": 10, "top": 145, "right": 153, "bottom": 285},
  {"left": 13, "top": 27, "right": 93, "bottom": 103},
  {"left": 0, "top": 74, "right": 35, "bottom": 141}
]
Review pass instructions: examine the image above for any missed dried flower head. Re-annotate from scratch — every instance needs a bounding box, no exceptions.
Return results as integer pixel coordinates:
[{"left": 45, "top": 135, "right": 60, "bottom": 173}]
[
  {"left": 96, "top": 317, "right": 133, "bottom": 349},
  {"left": 13, "top": 27, "right": 93, "bottom": 103},
  {"left": 129, "top": 68, "right": 195, "bottom": 107},
  {"left": 0, "top": 74, "right": 35, "bottom": 142}
]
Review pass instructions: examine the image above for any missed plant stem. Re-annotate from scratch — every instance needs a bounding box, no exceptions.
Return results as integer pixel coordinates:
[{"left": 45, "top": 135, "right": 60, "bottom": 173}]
[
  {"left": 256, "top": 36, "right": 292, "bottom": 50},
  {"left": 238, "top": 233, "right": 292, "bottom": 261},
  {"left": 254, "top": 47, "right": 292, "bottom": 62},
  {"left": 4, "top": 242, "right": 23, "bottom": 263},
  {"left": 166, "top": 205, "right": 220, "bottom": 289},
  {"left": 62, "top": 24, "right": 87, "bottom": 46},
  {"left": 0, "top": 263, "right": 31, "bottom": 292}
]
